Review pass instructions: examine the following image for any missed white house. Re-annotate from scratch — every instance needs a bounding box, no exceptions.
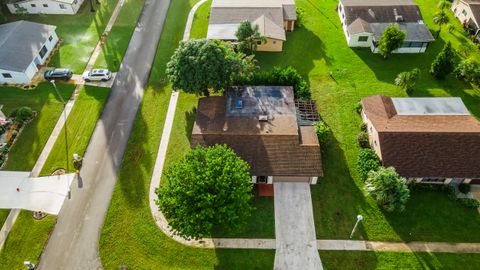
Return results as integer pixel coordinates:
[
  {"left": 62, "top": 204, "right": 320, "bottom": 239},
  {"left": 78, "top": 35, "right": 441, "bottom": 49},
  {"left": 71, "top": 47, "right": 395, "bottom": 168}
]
[
  {"left": 7, "top": 0, "right": 85, "bottom": 15},
  {"left": 338, "top": 0, "right": 435, "bottom": 53},
  {"left": 451, "top": 0, "right": 480, "bottom": 35},
  {"left": 0, "top": 20, "right": 58, "bottom": 84}
]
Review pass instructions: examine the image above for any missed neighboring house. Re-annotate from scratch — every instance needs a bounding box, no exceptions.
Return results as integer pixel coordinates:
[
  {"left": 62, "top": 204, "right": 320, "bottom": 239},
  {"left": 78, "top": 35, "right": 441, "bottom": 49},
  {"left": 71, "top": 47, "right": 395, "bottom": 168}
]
[
  {"left": 0, "top": 20, "right": 58, "bottom": 84},
  {"left": 452, "top": 0, "right": 480, "bottom": 35},
  {"left": 361, "top": 95, "right": 480, "bottom": 183},
  {"left": 191, "top": 86, "right": 323, "bottom": 184},
  {"left": 6, "top": 0, "right": 85, "bottom": 15},
  {"left": 338, "top": 0, "right": 435, "bottom": 53},
  {"left": 207, "top": 0, "right": 297, "bottom": 52}
]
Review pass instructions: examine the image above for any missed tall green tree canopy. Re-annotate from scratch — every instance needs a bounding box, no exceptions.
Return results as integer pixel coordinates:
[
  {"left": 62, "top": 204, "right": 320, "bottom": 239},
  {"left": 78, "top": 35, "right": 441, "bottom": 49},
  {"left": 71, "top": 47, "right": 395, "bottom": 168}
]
[
  {"left": 365, "top": 167, "right": 410, "bottom": 212},
  {"left": 235, "top": 20, "right": 266, "bottom": 55},
  {"left": 156, "top": 145, "right": 253, "bottom": 239},
  {"left": 166, "top": 39, "right": 256, "bottom": 96},
  {"left": 430, "top": 42, "right": 455, "bottom": 79},
  {"left": 377, "top": 25, "right": 406, "bottom": 58}
]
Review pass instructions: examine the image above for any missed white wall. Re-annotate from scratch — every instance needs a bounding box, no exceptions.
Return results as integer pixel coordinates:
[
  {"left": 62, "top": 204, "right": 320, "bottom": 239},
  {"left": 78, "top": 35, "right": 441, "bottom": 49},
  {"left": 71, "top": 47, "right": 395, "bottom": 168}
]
[
  {"left": 7, "top": 0, "right": 85, "bottom": 15},
  {"left": 0, "top": 68, "right": 31, "bottom": 84},
  {"left": 348, "top": 33, "right": 374, "bottom": 47},
  {"left": 452, "top": 0, "right": 478, "bottom": 27}
]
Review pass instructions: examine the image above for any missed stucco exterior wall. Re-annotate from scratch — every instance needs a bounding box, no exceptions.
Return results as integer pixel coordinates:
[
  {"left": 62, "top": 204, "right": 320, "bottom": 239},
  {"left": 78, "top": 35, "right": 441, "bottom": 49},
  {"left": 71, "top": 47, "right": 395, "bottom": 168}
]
[
  {"left": 452, "top": 0, "right": 478, "bottom": 27},
  {"left": 273, "top": 176, "right": 311, "bottom": 183},
  {"left": 348, "top": 33, "right": 374, "bottom": 47},
  {"left": 258, "top": 38, "right": 283, "bottom": 52},
  {"left": 7, "top": 0, "right": 84, "bottom": 15},
  {"left": 0, "top": 68, "right": 31, "bottom": 84},
  {"left": 361, "top": 110, "right": 383, "bottom": 160}
]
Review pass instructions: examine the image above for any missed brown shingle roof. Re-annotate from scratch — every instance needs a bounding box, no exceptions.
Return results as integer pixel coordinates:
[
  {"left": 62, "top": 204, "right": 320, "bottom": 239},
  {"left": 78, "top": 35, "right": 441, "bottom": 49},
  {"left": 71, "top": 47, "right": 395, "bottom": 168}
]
[
  {"left": 362, "top": 95, "right": 480, "bottom": 178},
  {"left": 191, "top": 87, "right": 323, "bottom": 177},
  {"left": 342, "top": 0, "right": 423, "bottom": 26}
]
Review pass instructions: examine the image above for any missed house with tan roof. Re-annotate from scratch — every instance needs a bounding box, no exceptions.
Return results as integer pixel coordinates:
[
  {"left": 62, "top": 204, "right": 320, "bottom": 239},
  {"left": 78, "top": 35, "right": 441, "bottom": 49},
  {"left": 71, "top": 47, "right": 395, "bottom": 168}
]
[
  {"left": 207, "top": 0, "right": 297, "bottom": 52},
  {"left": 452, "top": 0, "right": 480, "bottom": 36},
  {"left": 361, "top": 95, "right": 480, "bottom": 183},
  {"left": 6, "top": 0, "right": 84, "bottom": 14},
  {"left": 191, "top": 86, "right": 323, "bottom": 184},
  {"left": 338, "top": 0, "right": 435, "bottom": 53}
]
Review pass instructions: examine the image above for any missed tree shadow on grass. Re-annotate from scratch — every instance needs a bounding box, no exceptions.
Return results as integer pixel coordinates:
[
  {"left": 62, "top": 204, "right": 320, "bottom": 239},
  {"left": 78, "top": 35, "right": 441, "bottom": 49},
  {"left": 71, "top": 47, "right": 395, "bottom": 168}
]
[
  {"left": 184, "top": 107, "right": 196, "bottom": 144},
  {"left": 312, "top": 136, "right": 370, "bottom": 240},
  {"left": 214, "top": 249, "right": 275, "bottom": 270}
]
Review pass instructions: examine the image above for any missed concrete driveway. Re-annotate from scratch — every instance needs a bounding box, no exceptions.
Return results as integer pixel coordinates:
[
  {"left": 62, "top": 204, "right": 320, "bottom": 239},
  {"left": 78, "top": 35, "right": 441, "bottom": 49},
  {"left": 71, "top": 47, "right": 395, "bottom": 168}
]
[
  {"left": 274, "top": 182, "right": 323, "bottom": 270},
  {"left": 0, "top": 171, "right": 75, "bottom": 214}
]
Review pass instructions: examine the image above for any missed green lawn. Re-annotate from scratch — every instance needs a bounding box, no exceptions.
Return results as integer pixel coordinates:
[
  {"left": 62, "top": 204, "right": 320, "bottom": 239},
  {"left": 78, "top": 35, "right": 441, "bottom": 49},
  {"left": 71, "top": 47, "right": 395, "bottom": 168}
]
[
  {"left": 94, "top": 0, "right": 145, "bottom": 71},
  {"left": 0, "top": 84, "right": 75, "bottom": 171},
  {"left": 0, "top": 210, "right": 9, "bottom": 229},
  {"left": 96, "top": 0, "right": 480, "bottom": 268},
  {"left": 5, "top": 0, "right": 119, "bottom": 73},
  {"left": 0, "top": 211, "right": 56, "bottom": 270},
  {"left": 40, "top": 86, "right": 110, "bottom": 175},
  {"left": 320, "top": 251, "right": 480, "bottom": 269}
]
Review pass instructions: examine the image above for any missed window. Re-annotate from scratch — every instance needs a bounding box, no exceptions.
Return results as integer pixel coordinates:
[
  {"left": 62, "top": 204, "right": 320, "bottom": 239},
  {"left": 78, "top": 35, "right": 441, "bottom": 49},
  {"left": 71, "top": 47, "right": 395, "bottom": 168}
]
[
  {"left": 59, "top": 4, "right": 66, "bottom": 9},
  {"left": 48, "top": 35, "right": 53, "bottom": 42},
  {"left": 462, "top": 9, "right": 467, "bottom": 16},
  {"left": 272, "top": 40, "right": 276, "bottom": 44},
  {"left": 39, "top": 45, "right": 48, "bottom": 58},
  {"left": 2, "top": 73, "right": 12, "bottom": 78},
  {"left": 13, "top": 4, "right": 20, "bottom": 8},
  {"left": 257, "top": 40, "right": 262, "bottom": 45},
  {"left": 257, "top": 176, "right": 268, "bottom": 183},
  {"left": 338, "top": 5, "right": 342, "bottom": 12},
  {"left": 358, "top": 36, "right": 368, "bottom": 42},
  {"left": 43, "top": 4, "right": 48, "bottom": 7},
  {"left": 31, "top": 4, "right": 36, "bottom": 7}
]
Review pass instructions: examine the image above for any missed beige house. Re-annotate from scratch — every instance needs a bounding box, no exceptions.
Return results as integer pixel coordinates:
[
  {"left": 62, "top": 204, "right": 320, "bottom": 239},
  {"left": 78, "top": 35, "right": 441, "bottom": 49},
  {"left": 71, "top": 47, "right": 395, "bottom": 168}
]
[
  {"left": 452, "top": 0, "right": 480, "bottom": 35},
  {"left": 207, "top": 0, "right": 297, "bottom": 52}
]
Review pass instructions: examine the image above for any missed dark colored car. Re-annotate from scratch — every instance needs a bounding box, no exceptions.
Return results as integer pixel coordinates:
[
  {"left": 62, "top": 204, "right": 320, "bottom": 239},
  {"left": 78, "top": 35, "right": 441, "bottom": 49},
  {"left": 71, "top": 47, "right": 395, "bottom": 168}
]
[{"left": 44, "top": 68, "right": 73, "bottom": 81}]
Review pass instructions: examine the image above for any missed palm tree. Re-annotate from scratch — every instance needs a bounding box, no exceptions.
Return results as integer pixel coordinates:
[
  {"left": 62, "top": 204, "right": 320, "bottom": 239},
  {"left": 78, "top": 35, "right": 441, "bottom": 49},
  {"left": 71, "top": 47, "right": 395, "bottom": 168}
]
[
  {"left": 235, "top": 21, "right": 267, "bottom": 54},
  {"left": 433, "top": 10, "right": 450, "bottom": 37},
  {"left": 394, "top": 68, "right": 420, "bottom": 94}
]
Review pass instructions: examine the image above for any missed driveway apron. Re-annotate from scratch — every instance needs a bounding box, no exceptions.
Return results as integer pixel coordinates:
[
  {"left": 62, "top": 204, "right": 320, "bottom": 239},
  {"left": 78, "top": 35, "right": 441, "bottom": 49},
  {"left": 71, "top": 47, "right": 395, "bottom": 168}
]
[{"left": 274, "top": 182, "right": 323, "bottom": 270}]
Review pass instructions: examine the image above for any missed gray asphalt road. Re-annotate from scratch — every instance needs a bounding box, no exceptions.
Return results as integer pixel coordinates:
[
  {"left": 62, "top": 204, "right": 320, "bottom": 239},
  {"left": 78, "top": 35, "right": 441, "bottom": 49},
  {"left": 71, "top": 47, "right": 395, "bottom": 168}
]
[{"left": 37, "top": 0, "right": 170, "bottom": 268}]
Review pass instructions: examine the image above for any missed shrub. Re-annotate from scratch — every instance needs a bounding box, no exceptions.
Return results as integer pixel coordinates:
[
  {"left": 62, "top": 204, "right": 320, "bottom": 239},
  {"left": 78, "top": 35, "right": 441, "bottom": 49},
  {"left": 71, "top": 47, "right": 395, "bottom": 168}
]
[
  {"left": 313, "top": 121, "right": 331, "bottom": 144},
  {"left": 0, "top": 145, "right": 8, "bottom": 154},
  {"left": 365, "top": 167, "right": 410, "bottom": 212},
  {"left": 14, "top": 106, "right": 33, "bottom": 123},
  {"left": 394, "top": 68, "right": 420, "bottom": 94},
  {"left": 430, "top": 42, "right": 455, "bottom": 79},
  {"left": 354, "top": 102, "right": 362, "bottom": 114},
  {"left": 458, "top": 183, "right": 471, "bottom": 194},
  {"left": 356, "top": 131, "right": 370, "bottom": 149},
  {"left": 357, "top": 148, "right": 381, "bottom": 180},
  {"left": 296, "top": 7, "right": 306, "bottom": 27},
  {"left": 455, "top": 60, "right": 480, "bottom": 86},
  {"left": 235, "top": 66, "right": 311, "bottom": 100},
  {"left": 457, "top": 198, "right": 480, "bottom": 208},
  {"left": 360, "top": 123, "right": 367, "bottom": 132}
]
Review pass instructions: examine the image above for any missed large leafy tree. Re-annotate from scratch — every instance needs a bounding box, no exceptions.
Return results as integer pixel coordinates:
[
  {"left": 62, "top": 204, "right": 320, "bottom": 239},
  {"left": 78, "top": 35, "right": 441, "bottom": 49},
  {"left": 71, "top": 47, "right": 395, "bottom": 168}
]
[
  {"left": 156, "top": 145, "right": 253, "bottom": 239},
  {"left": 377, "top": 25, "right": 406, "bottom": 59},
  {"left": 365, "top": 167, "right": 410, "bottom": 212},
  {"left": 394, "top": 68, "right": 420, "bottom": 94},
  {"left": 430, "top": 42, "right": 455, "bottom": 79},
  {"left": 235, "top": 20, "right": 267, "bottom": 55},
  {"left": 433, "top": 10, "right": 449, "bottom": 37},
  {"left": 166, "top": 39, "right": 255, "bottom": 96}
]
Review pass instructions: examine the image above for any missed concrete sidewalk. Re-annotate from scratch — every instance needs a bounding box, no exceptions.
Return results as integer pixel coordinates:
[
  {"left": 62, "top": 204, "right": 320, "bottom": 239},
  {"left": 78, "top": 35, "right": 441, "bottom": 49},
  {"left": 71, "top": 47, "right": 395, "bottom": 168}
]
[{"left": 274, "top": 182, "right": 323, "bottom": 270}]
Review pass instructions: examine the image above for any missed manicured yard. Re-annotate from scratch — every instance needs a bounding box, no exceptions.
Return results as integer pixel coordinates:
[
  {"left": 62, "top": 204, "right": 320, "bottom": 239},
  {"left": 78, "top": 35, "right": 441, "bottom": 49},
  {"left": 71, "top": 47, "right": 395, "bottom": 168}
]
[
  {"left": 0, "top": 210, "right": 8, "bottom": 229},
  {"left": 0, "top": 211, "right": 56, "bottom": 269},
  {"left": 94, "top": 0, "right": 145, "bottom": 71},
  {"left": 40, "top": 86, "right": 110, "bottom": 175},
  {"left": 4, "top": 0, "right": 119, "bottom": 73},
  {"left": 98, "top": 0, "right": 480, "bottom": 268},
  {"left": 320, "top": 251, "right": 480, "bottom": 269},
  {"left": 0, "top": 84, "right": 75, "bottom": 171}
]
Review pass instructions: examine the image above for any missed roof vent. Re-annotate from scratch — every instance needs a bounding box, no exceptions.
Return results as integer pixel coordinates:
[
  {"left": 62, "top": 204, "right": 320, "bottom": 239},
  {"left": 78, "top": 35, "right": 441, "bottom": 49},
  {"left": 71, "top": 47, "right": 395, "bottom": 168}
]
[
  {"left": 259, "top": 115, "right": 269, "bottom": 121},
  {"left": 368, "top": 9, "right": 375, "bottom": 18},
  {"left": 235, "top": 99, "right": 243, "bottom": 109}
]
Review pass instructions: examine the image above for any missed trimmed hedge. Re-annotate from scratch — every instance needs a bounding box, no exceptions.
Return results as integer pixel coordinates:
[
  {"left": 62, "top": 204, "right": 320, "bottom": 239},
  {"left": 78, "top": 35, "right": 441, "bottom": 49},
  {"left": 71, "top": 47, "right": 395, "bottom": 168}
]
[
  {"left": 357, "top": 148, "right": 381, "bottom": 180},
  {"left": 235, "top": 66, "right": 311, "bottom": 100}
]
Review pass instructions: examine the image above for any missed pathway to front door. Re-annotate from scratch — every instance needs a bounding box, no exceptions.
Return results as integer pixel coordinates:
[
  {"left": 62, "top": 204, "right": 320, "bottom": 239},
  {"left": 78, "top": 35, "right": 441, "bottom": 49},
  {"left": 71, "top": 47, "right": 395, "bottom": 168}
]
[{"left": 274, "top": 182, "right": 323, "bottom": 270}]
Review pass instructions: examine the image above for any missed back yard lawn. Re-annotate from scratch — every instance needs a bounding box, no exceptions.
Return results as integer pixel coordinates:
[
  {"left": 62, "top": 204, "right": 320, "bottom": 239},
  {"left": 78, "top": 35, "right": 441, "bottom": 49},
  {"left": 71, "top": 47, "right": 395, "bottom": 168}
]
[
  {"left": 4, "top": 0, "right": 119, "bottom": 73},
  {"left": 0, "top": 83, "right": 75, "bottom": 170}
]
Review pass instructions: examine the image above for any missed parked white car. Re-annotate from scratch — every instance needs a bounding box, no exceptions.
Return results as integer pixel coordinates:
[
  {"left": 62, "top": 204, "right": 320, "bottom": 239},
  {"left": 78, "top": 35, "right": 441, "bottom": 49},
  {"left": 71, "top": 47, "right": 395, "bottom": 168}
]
[{"left": 82, "top": 69, "right": 112, "bottom": 82}]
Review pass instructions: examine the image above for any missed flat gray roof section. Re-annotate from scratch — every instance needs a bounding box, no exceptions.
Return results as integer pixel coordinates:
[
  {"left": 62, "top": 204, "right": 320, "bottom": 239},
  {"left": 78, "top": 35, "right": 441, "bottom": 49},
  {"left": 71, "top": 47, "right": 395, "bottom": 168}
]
[
  {"left": 392, "top": 97, "right": 470, "bottom": 116},
  {"left": 342, "top": 0, "right": 416, "bottom": 6},
  {"left": 0, "top": 20, "right": 56, "bottom": 72},
  {"left": 226, "top": 86, "right": 295, "bottom": 117},
  {"left": 371, "top": 22, "right": 435, "bottom": 42}
]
